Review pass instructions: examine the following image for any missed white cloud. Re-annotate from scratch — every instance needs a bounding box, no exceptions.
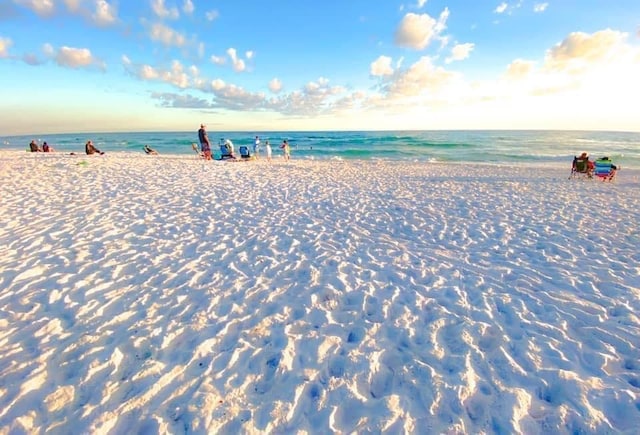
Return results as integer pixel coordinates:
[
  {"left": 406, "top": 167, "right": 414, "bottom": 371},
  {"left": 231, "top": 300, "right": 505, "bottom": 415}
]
[
  {"left": 543, "top": 29, "right": 629, "bottom": 72},
  {"left": 533, "top": 3, "right": 548, "bottom": 13},
  {"left": 14, "top": 0, "right": 55, "bottom": 16},
  {"left": 226, "top": 48, "right": 246, "bottom": 72},
  {"left": 93, "top": 0, "right": 117, "bottom": 26},
  {"left": 445, "top": 42, "right": 475, "bottom": 63},
  {"left": 182, "top": 0, "right": 194, "bottom": 14},
  {"left": 210, "top": 55, "right": 226, "bottom": 65},
  {"left": 0, "top": 37, "right": 12, "bottom": 58},
  {"left": 370, "top": 55, "right": 394, "bottom": 76},
  {"left": 269, "top": 78, "right": 283, "bottom": 93},
  {"left": 123, "top": 57, "right": 193, "bottom": 88},
  {"left": 149, "top": 22, "right": 186, "bottom": 47},
  {"left": 495, "top": 3, "right": 508, "bottom": 14},
  {"left": 45, "top": 44, "right": 104, "bottom": 70},
  {"left": 246, "top": 51, "right": 254, "bottom": 60},
  {"left": 417, "top": 0, "right": 427, "bottom": 8},
  {"left": 205, "top": 9, "right": 219, "bottom": 21},
  {"left": 151, "top": 0, "right": 179, "bottom": 19},
  {"left": 394, "top": 10, "right": 449, "bottom": 50}
]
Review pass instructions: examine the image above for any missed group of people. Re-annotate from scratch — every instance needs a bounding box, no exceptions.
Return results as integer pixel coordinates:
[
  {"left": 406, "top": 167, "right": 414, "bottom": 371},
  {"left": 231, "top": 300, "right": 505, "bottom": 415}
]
[
  {"left": 572, "top": 152, "right": 618, "bottom": 180},
  {"left": 197, "top": 124, "right": 289, "bottom": 162},
  {"left": 29, "top": 139, "right": 105, "bottom": 155},
  {"left": 29, "top": 140, "right": 53, "bottom": 152}
]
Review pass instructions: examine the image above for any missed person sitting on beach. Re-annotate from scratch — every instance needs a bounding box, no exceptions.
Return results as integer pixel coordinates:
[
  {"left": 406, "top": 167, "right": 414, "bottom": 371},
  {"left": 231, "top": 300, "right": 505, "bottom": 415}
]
[
  {"left": 595, "top": 156, "right": 618, "bottom": 180},
  {"left": 42, "top": 141, "right": 54, "bottom": 152},
  {"left": 29, "top": 140, "right": 41, "bottom": 152},
  {"left": 198, "top": 124, "right": 212, "bottom": 160},
  {"left": 143, "top": 145, "right": 158, "bottom": 155},
  {"left": 572, "top": 152, "right": 593, "bottom": 177},
  {"left": 224, "top": 138, "right": 235, "bottom": 156},
  {"left": 85, "top": 140, "right": 104, "bottom": 155}
]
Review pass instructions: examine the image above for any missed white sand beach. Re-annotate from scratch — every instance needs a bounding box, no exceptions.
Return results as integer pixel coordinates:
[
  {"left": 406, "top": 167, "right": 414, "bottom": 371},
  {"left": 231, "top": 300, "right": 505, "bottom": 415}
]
[{"left": 1, "top": 151, "right": 639, "bottom": 434}]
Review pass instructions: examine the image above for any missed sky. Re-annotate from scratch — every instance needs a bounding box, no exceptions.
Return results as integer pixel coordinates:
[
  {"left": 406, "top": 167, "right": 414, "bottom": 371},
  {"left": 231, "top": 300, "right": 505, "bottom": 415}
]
[{"left": 1, "top": 0, "right": 639, "bottom": 135}]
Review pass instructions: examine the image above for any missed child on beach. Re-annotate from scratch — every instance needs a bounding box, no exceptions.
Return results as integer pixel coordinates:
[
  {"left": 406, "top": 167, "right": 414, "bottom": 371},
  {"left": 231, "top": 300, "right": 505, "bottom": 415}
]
[
  {"left": 280, "top": 139, "right": 291, "bottom": 161},
  {"left": 265, "top": 140, "right": 272, "bottom": 162}
]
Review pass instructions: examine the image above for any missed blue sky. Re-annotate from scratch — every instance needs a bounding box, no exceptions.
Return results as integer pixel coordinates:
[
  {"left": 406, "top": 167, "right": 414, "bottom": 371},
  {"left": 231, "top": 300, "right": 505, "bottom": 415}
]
[{"left": 1, "top": 0, "right": 639, "bottom": 134}]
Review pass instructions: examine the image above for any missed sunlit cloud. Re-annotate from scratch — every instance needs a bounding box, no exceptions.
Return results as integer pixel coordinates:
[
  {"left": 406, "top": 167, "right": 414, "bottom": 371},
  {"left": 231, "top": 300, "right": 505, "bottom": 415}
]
[
  {"left": 269, "top": 78, "right": 282, "bottom": 93},
  {"left": 122, "top": 56, "right": 192, "bottom": 88},
  {"left": 394, "top": 9, "right": 449, "bottom": 50},
  {"left": 13, "top": 0, "right": 55, "bottom": 16},
  {"left": 44, "top": 43, "right": 105, "bottom": 70},
  {"left": 370, "top": 55, "right": 394, "bottom": 76},
  {"left": 148, "top": 22, "right": 186, "bottom": 47},
  {"left": 93, "top": 0, "right": 117, "bottom": 26},
  {"left": 495, "top": 2, "right": 508, "bottom": 14},
  {"left": 151, "top": 0, "right": 179, "bottom": 19},
  {"left": 446, "top": 42, "right": 474, "bottom": 63},
  {"left": 417, "top": 0, "right": 427, "bottom": 8},
  {"left": 0, "top": 36, "right": 12, "bottom": 57}
]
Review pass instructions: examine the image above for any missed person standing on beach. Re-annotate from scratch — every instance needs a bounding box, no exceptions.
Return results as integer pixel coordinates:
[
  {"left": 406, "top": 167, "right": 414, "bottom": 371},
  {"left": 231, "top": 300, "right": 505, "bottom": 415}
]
[
  {"left": 198, "top": 124, "right": 212, "bottom": 160},
  {"left": 253, "top": 136, "right": 260, "bottom": 159},
  {"left": 280, "top": 139, "right": 291, "bottom": 161},
  {"left": 85, "top": 140, "right": 104, "bottom": 155},
  {"left": 265, "top": 140, "right": 272, "bottom": 162}
]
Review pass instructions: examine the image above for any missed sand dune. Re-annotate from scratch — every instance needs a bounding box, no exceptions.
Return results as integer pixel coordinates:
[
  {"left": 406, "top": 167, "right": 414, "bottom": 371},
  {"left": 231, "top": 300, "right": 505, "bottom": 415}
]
[{"left": 1, "top": 151, "right": 639, "bottom": 434}]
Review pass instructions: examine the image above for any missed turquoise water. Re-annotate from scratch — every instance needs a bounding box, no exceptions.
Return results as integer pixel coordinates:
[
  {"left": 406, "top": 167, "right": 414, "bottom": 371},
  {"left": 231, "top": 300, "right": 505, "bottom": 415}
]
[{"left": 3, "top": 130, "right": 639, "bottom": 168}]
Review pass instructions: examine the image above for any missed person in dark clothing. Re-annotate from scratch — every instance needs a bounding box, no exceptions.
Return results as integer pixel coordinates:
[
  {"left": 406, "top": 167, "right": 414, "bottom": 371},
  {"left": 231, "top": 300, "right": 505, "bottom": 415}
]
[
  {"left": 85, "top": 140, "right": 104, "bottom": 155},
  {"left": 198, "top": 124, "right": 212, "bottom": 160},
  {"left": 29, "top": 140, "right": 41, "bottom": 152}
]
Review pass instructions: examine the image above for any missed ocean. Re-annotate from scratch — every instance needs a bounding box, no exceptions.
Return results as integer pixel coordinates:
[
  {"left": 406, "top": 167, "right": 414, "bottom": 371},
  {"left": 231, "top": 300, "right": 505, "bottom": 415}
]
[{"left": 3, "top": 130, "right": 639, "bottom": 169}]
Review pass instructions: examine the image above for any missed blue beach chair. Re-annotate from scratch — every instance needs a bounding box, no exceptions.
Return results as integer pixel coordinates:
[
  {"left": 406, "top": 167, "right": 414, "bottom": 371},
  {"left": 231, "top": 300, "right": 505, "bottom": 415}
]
[{"left": 594, "top": 157, "right": 618, "bottom": 181}]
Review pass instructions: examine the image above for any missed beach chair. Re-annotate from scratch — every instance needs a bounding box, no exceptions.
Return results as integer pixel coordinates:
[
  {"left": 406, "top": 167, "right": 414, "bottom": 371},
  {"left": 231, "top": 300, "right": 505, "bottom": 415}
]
[
  {"left": 570, "top": 156, "right": 592, "bottom": 179},
  {"left": 218, "top": 144, "right": 234, "bottom": 160},
  {"left": 594, "top": 157, "right": 617, "bottom": 181},
  {"left": 239, "top": 145, "right": 253, "bottom": 160}
]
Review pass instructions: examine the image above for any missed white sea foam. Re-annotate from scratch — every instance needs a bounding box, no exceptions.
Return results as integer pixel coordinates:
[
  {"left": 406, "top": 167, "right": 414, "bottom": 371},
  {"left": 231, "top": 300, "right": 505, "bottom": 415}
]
[{"left": 1, "top": 151, "right": 639, "bottom": 433}]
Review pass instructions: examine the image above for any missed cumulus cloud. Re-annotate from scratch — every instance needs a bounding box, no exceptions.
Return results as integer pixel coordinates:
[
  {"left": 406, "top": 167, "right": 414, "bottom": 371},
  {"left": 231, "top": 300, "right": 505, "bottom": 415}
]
[
  {"left": 543, "top": 29, "right": 629, "bottom": 72},
  {"left": 494, "top": 2, "right": 508, "bottom": 14},
  {"left": 43, "top": 43, "right": 105, "bottom": 70},
  {"left": 269, "top": 78, "right": 283, "bottom": 93},
  {"left": 151, "top": 0, "right": 179, "bottom": 19},
  {"left": 533, "top": 2, "right": 548, "bottom": 13},
  {"left": 123, "top": 56, "right": 192, "bottom": 88},
  {"left": 394, "top": 9, "right": 449, "bottom": 50},
  {"left": 370, "top": 55, "right": 394, "bottom": 76},
  {"left": 93, "top": 0, "right": 117, "bottom": 26},
  {"left": 13, "top": 0, "right": 55, "bottom": 16},
  {"left": 149, "top": 22, "right": 186, "bottom": 47},
  {"left": 504, "top": 59, "right": 535, "bottom": 80},
  {"left": 227, "top": 48, "right": 245, "bottom": 72},
  {"left": 0, "top": 36, "right": 12, "bottom": 57},
  {"left": 446, "top": 42, "right": 474, "bottom": 63},
  {"left": 417, "top": 0, "right": 427, "bottom": 8}
]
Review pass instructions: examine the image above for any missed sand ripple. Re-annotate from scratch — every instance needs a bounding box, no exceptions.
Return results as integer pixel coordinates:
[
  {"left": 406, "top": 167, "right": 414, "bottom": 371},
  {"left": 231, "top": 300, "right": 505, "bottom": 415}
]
[{"left": 1, "top": 152, "right": 639, "bottom": 433}]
